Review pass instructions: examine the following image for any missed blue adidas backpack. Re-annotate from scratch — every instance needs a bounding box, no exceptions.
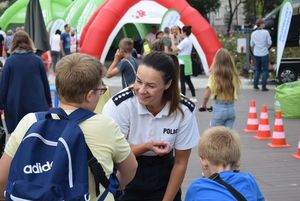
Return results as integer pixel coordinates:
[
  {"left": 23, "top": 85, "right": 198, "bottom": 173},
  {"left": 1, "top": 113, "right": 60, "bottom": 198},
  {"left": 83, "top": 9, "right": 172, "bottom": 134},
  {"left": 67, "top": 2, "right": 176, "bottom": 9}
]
[{"left": 5, "top": 108, "right": 119, "bottom": 201}]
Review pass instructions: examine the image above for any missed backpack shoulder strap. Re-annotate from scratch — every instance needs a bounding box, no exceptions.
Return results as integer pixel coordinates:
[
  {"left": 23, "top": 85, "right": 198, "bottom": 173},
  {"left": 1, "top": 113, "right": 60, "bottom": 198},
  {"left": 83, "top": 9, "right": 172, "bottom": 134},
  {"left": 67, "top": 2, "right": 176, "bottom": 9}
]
[
  {"left": 123, "top": 58, "right": 136, "bottom": 74},
  {"left": 87, "top": 145, "right": 110, "bottom": 197},
  {"left": 35, "top": 108, "right": 68, "bottom": 122},
  {"left": 209, "top": 173, "right": 247, "bottom": 201},
  {"left": 68, "top": 108, "right": 95, "bottom": 124}
]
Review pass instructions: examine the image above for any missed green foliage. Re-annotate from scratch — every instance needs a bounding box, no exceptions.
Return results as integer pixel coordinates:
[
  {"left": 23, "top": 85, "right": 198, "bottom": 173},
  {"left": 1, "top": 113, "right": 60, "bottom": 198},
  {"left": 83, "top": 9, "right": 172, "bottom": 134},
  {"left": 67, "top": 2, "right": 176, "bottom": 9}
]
[
  {"left": 244, "top": 0, "right": 282, "bottom": 25},
  {"left": 187, "top": 0, "right": 220, "bottom": 20},
  {"left": 218, "top": 33, "right": 246, "bottom": 71},
  {"left": 0, "top": 0, "right": 16, "bottom": 16}
]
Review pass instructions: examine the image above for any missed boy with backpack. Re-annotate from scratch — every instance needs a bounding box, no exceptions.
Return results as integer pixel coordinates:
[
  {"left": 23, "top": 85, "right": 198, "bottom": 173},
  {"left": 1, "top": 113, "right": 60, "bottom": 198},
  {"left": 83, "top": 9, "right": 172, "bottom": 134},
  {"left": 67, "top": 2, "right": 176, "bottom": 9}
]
[{"left": 0, "top": 53, "right": 137, "bottom": 201}]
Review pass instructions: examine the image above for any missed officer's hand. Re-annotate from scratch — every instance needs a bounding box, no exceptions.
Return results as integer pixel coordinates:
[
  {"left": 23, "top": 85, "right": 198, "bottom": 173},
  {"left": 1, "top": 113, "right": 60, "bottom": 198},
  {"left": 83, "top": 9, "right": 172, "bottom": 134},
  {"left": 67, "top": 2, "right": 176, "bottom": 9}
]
[{"left": 149, "top": 140, "right": 170, "bottom": 156}]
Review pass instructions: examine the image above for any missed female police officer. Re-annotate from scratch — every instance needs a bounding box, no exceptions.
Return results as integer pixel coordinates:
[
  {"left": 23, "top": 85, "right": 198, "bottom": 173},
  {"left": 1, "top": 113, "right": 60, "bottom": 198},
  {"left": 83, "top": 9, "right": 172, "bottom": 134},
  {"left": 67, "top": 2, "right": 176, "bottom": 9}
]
[{"left": 103, "top": 52, "right": 199, "bottom": 201}]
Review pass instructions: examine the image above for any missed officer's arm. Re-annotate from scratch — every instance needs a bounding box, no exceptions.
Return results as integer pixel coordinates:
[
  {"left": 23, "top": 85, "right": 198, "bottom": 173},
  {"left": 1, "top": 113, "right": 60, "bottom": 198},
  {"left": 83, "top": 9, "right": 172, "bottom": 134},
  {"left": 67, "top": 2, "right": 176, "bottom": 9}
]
[
  {"left": 163, "top": 149, "right": 191, "bottom": 201},
  {"left": 0, "top": 153, "right": 12, "bottom": 200},
  {"left": 115, "top": 151, "right": 137, "bottom": 189}
]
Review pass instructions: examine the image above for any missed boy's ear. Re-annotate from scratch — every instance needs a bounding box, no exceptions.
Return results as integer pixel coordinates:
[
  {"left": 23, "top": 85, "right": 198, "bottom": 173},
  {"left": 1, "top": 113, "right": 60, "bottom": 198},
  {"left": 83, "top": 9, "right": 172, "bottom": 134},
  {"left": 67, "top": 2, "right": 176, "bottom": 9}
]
[
  {"left": 85, "top": 90, "right": 95, "bottom": 103},
  {"left": 200, "top": 157, "right": 209, "bottom": 170}
]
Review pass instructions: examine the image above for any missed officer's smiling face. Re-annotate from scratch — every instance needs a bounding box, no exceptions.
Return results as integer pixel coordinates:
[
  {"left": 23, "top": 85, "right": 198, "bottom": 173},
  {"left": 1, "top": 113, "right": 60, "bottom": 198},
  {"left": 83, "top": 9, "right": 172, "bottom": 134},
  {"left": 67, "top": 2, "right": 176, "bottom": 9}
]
[{"left": 134, "top": 65, "right": 171, "bottom": 111}]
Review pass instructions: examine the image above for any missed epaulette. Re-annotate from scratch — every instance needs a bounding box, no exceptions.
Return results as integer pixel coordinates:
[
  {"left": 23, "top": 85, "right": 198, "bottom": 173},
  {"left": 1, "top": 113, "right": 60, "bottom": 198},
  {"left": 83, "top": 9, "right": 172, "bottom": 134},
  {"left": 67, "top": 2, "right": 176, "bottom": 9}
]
[
  {"left": 180, "top": 95, "right": 195, "bottom": 112},
  {"left": 112, "top": 89, "right": 134, "bottom": 106}
]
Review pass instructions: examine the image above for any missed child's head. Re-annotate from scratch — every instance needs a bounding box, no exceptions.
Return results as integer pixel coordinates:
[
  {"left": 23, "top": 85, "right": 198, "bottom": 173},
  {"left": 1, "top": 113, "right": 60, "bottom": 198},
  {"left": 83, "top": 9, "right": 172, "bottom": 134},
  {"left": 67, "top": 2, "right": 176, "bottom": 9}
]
[
  {"left": 198, "top": 126, "right": 241, "bottom": 170},
  {"left": 118, "top": 38, "right": 134, "bottom": 54},
  {"left": 211, "top": 48, "right": 236, "bottom": 72},
  {"left": 55, "top": 53, "right": 104, "bottom": 105}
]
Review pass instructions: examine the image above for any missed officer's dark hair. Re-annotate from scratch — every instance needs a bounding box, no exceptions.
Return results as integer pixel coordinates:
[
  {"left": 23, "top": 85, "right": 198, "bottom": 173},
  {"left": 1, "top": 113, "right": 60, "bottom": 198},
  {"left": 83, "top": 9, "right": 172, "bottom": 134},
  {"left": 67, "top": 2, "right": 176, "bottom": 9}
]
[
  {"left": 182, "top": 25, "right": 192, "bottom": 36},
  {"left": 64, "top": 24, "right": 69, "bottom": 29},
  {"left": 141, "top": 52, "right": 183, "bottom": 116}
]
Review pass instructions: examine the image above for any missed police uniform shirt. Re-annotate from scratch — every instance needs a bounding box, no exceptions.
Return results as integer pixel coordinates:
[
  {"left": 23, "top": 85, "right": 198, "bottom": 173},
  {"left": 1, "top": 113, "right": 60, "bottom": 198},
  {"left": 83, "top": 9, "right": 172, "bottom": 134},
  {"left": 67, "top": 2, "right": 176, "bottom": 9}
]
[{"left": 102, "top": 88, "right": 200, "bottom": 156}]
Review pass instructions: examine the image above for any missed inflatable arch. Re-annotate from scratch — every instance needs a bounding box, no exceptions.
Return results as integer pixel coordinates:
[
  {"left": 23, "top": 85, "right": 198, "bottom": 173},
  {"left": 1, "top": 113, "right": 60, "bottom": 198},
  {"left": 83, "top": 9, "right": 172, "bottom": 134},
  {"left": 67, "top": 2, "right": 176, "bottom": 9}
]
[
  {"left": 80, "top": 0, "right": 221, "bottom": 74},
  {"left": 0, "top": 0, "right": 72, "bottom": 31}
]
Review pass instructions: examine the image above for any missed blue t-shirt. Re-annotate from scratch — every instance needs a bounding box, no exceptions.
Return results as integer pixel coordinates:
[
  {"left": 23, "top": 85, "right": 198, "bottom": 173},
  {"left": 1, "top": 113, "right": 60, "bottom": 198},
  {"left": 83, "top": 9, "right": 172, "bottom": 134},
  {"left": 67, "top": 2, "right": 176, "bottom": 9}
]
[
  {"left": 60, "top": 33, "right": 71, "bottom": 55},
  {"left": 117, "top": 57, "right": 138, "bottom": 88},
  {"left": 185, "top": 170, "right": 265, "bottom": 201}
]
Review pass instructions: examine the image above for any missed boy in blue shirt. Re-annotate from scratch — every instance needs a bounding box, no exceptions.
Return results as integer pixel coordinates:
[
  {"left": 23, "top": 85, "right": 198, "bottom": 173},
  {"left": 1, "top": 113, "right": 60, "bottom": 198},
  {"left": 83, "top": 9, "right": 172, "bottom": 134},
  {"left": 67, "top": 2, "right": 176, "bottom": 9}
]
[{"left": 185, "top": 127, "right": 265, "bottom": 201}]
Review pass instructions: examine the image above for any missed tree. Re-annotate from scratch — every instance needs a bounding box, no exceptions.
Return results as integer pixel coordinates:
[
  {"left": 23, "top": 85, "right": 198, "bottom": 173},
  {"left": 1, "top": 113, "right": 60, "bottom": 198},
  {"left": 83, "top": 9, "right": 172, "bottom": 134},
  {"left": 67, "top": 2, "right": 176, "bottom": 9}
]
[
  {"left": 0, "top": 0, "right": 15, "bottom": 16},
  {"left": 187, "top": 0, "right": 221, "bottom": 21},
  {"left": 244, "top": 0, "right": 282, "bottom": 25},
  {"left": 225, "top": 0, "right": 246, "bottom": 35}
]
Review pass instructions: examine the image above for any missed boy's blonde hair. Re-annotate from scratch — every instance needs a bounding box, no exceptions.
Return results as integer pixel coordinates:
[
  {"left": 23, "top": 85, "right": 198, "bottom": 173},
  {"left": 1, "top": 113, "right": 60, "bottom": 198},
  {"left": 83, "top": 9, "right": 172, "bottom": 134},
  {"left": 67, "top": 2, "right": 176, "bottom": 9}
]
[
  {"left": 55, "top": 53, "right": 104, "bottom": 104},
  {"left": 198, "top": 126, "right": 241, "bottom": 168}
]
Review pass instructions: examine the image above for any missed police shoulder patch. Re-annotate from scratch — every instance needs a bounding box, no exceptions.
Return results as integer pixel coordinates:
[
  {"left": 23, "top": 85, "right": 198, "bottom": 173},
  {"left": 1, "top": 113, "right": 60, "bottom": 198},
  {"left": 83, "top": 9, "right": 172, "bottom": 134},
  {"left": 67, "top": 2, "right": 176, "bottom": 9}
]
[
  {"left": 180, "top": 95, "right": 195, "bottom": 112},
  {"left": 112, "top": 88, "right": 134, "bottom": 106}
]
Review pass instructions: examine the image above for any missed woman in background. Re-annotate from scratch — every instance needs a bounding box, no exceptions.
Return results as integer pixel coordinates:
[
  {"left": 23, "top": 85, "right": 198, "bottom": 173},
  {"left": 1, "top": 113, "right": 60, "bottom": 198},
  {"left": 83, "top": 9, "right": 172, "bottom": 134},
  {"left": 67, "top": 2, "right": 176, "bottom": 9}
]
[
  {"left": 172, "top": 26, "right": 197, "bottom": 103},
  {"left": 0, "top": 30, "right": 51, "bottom": 134}
]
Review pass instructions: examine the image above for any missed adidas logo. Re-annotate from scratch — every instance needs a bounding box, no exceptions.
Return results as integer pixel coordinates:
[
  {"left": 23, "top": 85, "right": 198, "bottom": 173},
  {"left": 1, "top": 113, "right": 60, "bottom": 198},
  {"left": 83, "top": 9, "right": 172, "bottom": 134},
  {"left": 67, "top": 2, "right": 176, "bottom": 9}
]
[{"left": 23, "top": 161, "right": 53, "bottom": 174}]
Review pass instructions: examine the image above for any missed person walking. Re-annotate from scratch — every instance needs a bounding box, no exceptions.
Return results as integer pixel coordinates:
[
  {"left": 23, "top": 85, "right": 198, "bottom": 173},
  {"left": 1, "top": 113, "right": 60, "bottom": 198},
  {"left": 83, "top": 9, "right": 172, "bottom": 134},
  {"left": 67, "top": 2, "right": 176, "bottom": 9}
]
[
  {"left": 250, "top": 19, "right": 272, "bottom": 91},
  {"left": 60, "top": 24, "right": 71, "bottom": 57},
  {"left": 185, "top": 126, "right": 265, "bottom": 201},
  {"left": 172, "top": 26, "right": 197, "bottom": 102},
  {"left": 103, "top": 52, "right": 199, "bottom": 201},
  {"left": 199, "top": 48, "right": 241, "bottom": 129},
  {"left": 50, "top": 29, "right": 61, "bottom": 72},
  {"left": 0, "top": 30, "right": 52, "bottom": 134}
]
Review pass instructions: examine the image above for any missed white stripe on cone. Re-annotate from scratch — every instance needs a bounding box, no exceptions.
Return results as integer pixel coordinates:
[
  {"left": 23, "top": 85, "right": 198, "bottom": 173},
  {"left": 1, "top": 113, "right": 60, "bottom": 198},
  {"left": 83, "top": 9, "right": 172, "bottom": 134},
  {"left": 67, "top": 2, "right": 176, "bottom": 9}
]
[
  {"left": 260, "top": 113, "right": 268, "bottom": 119},
  {"left": 247, "top": 118, "right": 258, "bottom": 124},
  {"left": 275, "top": 119, "right": 283, "bottom": 125},
  {"left": 258, "top": 124, "right": 270, "bottom": 131},
  {"left": 249, "top": 107, "right": 256, "bottom": 113},
  {"left": 272, "top": 131, "right": 285, "bottom": 139}
]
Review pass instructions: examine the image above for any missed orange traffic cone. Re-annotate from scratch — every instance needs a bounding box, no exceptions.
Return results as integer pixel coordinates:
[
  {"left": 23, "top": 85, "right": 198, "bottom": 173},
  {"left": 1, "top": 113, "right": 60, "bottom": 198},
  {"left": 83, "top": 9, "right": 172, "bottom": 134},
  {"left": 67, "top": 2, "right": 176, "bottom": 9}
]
[
  {"left": 244, "top": 99, "right": 258, "bottom": 133},
  {"left": 291, "top": 140, "right": 300, "bottom": 159},
  {"left": 268, "top": 111, "right": 291, "bottom": 148},
  {"left": 253, "top": 104, "right": 272, "bottom": 140}
]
